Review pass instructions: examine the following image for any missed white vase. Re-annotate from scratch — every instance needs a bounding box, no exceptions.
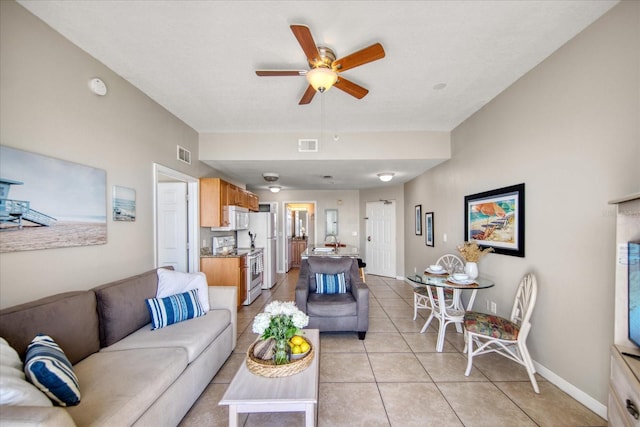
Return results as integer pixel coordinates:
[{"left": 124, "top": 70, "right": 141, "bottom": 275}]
[{"left": 464, "top": 262, "right": 479, "bottom": 280}]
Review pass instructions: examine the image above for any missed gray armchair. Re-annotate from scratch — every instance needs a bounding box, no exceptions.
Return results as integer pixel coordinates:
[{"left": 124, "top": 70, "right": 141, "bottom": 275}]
[{"left": 295, "top": 257, "right": 369, "bottom": 339}]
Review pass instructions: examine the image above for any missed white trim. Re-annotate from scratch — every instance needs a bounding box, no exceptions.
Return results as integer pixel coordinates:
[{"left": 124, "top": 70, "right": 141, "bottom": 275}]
[
  {"left": 153, "top": 163, "right": 199, "bottom": 273},
  {"left": 533, "top": 361, "right": 607, "bottom": 420}
]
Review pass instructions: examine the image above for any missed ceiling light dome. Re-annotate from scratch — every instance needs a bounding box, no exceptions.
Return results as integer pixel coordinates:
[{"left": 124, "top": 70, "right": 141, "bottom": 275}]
[
  {"left": 306, "top": 67, "right": 338, "bottom": 93},
  {"left": 263, "top": 172, "right": 279, "bottom": 183},
  {"left": 377, "top": 172, "right": 394, "bottom": 182},
  {"left": 269, "top": 185, "right": 282, "bottom": 193}
]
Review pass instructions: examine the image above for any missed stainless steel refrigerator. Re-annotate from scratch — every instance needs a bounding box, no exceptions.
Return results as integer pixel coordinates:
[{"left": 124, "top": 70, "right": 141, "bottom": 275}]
[{"left": 238, "top": 212, "right": 277, "bottom": 289}]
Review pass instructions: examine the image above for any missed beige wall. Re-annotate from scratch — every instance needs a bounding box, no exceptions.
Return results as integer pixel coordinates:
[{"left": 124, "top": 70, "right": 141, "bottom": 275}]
[
  {"left": 405, "top": 1, "right": 639, "bottom": 409},
  {"left": 0, "top": 1, "right": 215, "bottom": 308}
]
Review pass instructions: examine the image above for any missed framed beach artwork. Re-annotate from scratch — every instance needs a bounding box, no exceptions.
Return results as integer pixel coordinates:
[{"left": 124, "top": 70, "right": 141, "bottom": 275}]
[
  {"left": 425, "top": 212, "right": 434, "bottom": 247},
  {"left": 464, "top": 183, "right": 525, "bottom": 257},
  {"left": 0, "top": 145, "right": 107, "bottom": 253},
  {"left": 415, "top": 205, "right": 422, "bottom": 235},
  {"left": 112, "top": 186, "right": 136, "bottom": 221}
]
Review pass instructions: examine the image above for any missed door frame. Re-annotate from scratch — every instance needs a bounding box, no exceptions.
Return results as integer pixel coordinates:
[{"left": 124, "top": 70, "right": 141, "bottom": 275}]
[
  {"left": 282, "top": 201, "right": 317, "bottom": 272},
  {"left": 153, "top": 163, "right": 199, "bottom": 272}
]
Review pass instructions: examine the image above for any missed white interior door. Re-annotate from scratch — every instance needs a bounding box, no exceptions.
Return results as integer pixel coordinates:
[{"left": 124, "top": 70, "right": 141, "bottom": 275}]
[
  {"left": 365, "top": 200, "right": 396, "bottom": 278},
  {"left": 157, "top": 182, "right": 188, "bottom": 271}
]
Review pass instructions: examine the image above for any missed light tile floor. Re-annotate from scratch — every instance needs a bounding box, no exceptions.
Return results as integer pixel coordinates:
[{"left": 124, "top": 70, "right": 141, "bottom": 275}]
[{"left": 180, "top": 270, "right": 606, "bottom": 427}]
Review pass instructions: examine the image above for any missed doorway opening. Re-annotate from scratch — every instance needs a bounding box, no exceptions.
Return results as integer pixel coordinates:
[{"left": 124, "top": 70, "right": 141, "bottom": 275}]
[
  {"left": 153, "top": 164, "right": 199, "bottom": 272},
  {"left": 283, "top": 201, "right": 316, "bottom": 272}
]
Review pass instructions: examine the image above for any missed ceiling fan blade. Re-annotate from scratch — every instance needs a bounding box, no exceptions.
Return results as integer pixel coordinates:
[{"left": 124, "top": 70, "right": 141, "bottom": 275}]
[
  {"left": 290, "top": 25, "right": 321, "bottom": 63},
  {"left": 333, "top": 43, "right": 385, "bottom": 72},
  {"left": 334, "top": 77, "right": 369, "bottom": 99},
  {"left": 299, "top": 85, "right": 316, "bottom": 105},
  {"left": 256, "top": 70, "right": 306, "bottom": 77}
]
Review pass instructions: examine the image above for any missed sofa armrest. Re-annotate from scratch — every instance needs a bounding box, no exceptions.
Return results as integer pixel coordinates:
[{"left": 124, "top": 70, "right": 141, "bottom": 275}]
[
  {"left": 295, "top": 261, "right": 310, "bottom": 312},
  {"left": 0, "top": 406, "right": 76, "bottom": 427},
  {"left": 208, "top": 286, "right": 237, "bottom": 350}
]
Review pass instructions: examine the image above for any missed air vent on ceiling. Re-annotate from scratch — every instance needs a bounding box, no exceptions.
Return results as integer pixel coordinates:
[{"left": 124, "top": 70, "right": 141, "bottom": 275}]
[
  {"left": 298, "top": 139, "right": 318, "bottom": 152},
  {"left": 177, "top": 145, "right": 191, "bottom": 164}
]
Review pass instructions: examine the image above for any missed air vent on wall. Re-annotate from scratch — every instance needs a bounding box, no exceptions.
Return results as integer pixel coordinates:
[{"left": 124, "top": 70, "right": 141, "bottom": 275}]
[
  {"left": 298, "top": 139, "right": 318, "bottom": 152},
  {"left": 177, "top": 145, "right": 191, "bottom": 164}
]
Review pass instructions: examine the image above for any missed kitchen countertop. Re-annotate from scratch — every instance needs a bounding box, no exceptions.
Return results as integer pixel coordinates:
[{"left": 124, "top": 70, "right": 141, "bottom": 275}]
[
  {"left": 200, "top": 247, "right": 263, "bottom": 258},
  {"left": 302, "top": 245, "right": 359, "bottom": 258}
]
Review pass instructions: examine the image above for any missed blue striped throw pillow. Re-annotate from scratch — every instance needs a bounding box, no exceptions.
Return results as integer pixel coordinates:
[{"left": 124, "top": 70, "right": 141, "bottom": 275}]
[
  {"left": 24, "top": 335, "right": 81, "bottom": 407},
  {"left": 146, "top": 289, "right": 205, "bottom": 330},
  {"left": 315, "top": 272, "right": 347, "bottom": 294}
]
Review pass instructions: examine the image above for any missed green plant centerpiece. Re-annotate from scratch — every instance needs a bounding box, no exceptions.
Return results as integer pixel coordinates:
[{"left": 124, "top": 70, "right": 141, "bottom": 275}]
[{"left": 252, "top": 301, "right": 309, "bottom": 365}]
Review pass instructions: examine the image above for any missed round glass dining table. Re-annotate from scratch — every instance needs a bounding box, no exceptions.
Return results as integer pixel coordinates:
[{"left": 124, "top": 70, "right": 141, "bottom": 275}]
[{"left": 407, "top": 273, "right": 495, "bottom": 352}]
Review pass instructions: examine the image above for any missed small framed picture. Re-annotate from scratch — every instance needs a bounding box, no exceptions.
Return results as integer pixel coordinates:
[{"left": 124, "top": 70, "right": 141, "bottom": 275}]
[
  {"left": 112, "top": 185, "right": 136, "bottom": 222},
  {"left": 415, "top": 205, "right": 422, "bottom": 235},
  {"left": 425, "top": 212, "right": 434, "bottom": 247}
]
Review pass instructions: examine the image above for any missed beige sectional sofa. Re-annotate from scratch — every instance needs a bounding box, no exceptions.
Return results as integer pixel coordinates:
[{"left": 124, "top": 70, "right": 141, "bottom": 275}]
[{"left": 0, "top": 267, "right": 237, "bottom": 426}]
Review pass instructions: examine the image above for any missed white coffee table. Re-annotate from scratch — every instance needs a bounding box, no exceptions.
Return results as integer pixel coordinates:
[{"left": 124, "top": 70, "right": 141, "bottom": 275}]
[{"left": 219, "top": 329, "right": 320, "bottom": 427}]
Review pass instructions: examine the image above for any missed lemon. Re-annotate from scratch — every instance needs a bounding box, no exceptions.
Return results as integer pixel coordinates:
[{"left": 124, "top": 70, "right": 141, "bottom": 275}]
[
  {"left": 291, "top": 345, "right": 302, "bottom": 354},
  {"left": 290, "top": 336, "right": 304, "bottom": 346},
  {"left": 300, "top": 342, "right": 310, "bottom": 353}
]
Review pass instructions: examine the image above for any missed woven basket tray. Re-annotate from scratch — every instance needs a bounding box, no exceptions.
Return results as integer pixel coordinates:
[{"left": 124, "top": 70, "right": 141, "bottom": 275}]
[{"left": 246, "top": 336, "right": 314, "bottom": 378}]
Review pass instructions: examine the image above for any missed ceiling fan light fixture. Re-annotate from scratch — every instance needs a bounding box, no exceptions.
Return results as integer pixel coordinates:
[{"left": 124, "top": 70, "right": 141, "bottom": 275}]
[
  {"left": 306, "top": 67, "right": 338, "bottom": 93},
  {"left": 377, "top": 172, "right": 395, "bottom": 182},
  {"left": 269, "top": 185, "right": 282, "bottom": 193},
  {"left": 263, "top": 172, "right": 279, "bottom": 183}
]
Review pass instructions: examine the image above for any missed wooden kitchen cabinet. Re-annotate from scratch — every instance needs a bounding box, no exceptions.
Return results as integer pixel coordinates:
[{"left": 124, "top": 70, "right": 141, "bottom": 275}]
[
  {"left": 200, "top": 256, "right": 246, "bottom": 308},
  {"left": 200, "top": 178, "right": 260, "bottom": 226},
  {"left": 290, "top": 239, "right": 307, "bottom": 268},
  {"left": 246, "top": 192, "right": 259, "bottom": 211},
  {"left": 200, "top": 178, "right": 229, "bottom": 228}
]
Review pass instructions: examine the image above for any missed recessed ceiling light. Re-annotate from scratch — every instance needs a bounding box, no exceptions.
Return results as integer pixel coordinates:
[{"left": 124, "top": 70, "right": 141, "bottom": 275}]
[{"left": 433, "top": 83, "right": 447, "bottom": 90}]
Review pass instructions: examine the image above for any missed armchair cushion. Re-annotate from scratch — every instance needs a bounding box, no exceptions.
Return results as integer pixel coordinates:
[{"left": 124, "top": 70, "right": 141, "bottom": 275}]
[
  {"left": 307, "top": 293, "right": 356, "bottom": 317},
  {"left": 315, "top": 272, "right": 347, "bottom": 294},
  {"left": 308, "top": 257, "right": 353, "bottom": 292}
]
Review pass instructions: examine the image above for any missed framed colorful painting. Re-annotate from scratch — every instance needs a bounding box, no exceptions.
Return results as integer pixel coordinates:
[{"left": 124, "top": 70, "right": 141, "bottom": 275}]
[{"left": 464, "top": 183, "right": 525, "bottom": 257}]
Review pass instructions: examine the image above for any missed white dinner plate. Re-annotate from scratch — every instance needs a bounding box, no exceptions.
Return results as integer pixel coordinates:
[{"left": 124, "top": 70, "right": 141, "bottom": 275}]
[
  {"left": 447, "top": 276, "right": 476, "bottom": 285},
  {"left": 425, "top": 268, "right": 446, "bottom": 275}
]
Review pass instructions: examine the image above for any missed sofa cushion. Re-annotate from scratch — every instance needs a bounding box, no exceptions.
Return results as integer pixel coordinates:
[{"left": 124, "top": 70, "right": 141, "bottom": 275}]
[
  {"left": 24, "top": 335, "right": 81, "bottom": 407},
  {"left": 0, "top": 338, "right": 52, "bottom": 407},
  {"left": 157, "top": 269, "right": 210, "bottom": 312},
  {"left": 0, "top": 291, "right": 100, "bottom": 365},
  {"left": 307, "top": 257, "right": 353, "bottom": 292},
  {"left": 146, "top": 289, "right": 206, "bottom": 330},
  {"left": 100, "top": 309, "right": 231, "bottom": 364},
  {"left": 65, "top": 347, "right": 187, "bottom": 427},
  {"left": 315, "top": 272, "right": 347, "bottom": 294},
  {"left": 93, "top": 267, "right": 170, "bottom": 347},
  {"left": 307, "top": 293, "right": 357, "bottom": 317}
]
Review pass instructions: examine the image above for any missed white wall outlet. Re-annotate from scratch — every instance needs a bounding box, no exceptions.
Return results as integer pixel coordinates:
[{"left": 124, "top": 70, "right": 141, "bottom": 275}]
[
  {"left": 443, "top": 233, "right": 448, "bottom": 242},
  {"left": 202, "top": 239, "right": 207, "bottom": 247},
  {"left": 352, "top": 231, "right": 358, "bottom": 236},
  {"left": 486, "top": 299, "right": 490, "bottom": 311},
  {"left": 414, "top": 267, "right": 417, "bottom": 274},
  {"left": 490, "top": 301, "right": 497, "bottom": 314}
]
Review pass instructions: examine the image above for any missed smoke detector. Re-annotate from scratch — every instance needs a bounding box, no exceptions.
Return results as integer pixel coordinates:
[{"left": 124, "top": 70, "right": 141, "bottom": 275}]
[{"left": 263, "top": 172, "right": 279, "bottom": 183}]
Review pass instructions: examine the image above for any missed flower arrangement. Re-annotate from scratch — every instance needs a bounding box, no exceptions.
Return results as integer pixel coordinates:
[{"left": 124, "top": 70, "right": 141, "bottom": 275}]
[
  {"left": 457, "top": 241, "right": 494, "bottom": 262},
  {"left": 252, "top": 301, "right": 309, "bottom": 364}
]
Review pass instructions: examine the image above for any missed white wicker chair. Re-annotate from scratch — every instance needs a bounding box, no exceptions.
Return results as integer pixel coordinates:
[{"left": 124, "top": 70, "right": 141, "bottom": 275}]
[
  {"left": 413, "top": 254, "right": 463, "bottom": 320},
  {"left": 463, "top": 273, "right": 539, "bottom": 393}
]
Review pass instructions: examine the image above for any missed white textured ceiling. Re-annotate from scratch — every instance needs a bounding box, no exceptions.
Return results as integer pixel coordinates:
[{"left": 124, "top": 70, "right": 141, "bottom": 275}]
[{"left": 17, "top": 0, "right": 617, "bottom": 190}]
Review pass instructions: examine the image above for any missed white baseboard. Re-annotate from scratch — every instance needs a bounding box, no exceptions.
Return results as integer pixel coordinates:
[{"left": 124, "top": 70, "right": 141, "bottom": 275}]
[{"left": 533, "top": 361, "right": 607, "bottom": 420}]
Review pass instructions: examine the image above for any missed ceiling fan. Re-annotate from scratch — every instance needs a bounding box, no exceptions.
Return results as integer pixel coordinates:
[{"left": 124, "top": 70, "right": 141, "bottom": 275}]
[{"left": 255, "top": 25, "right": 385, "bottom": 105}]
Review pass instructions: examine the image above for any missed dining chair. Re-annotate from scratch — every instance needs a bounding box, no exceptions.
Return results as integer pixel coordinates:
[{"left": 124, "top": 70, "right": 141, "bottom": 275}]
[
  {"left": 420, "top": 284, "right": 465, "bottom": 352},
  {"left": 413, "top": 254, "right": 463, "bottom": 320},
  {"left": 463, "top": 273, "right": 539, "bottom": 393}
]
